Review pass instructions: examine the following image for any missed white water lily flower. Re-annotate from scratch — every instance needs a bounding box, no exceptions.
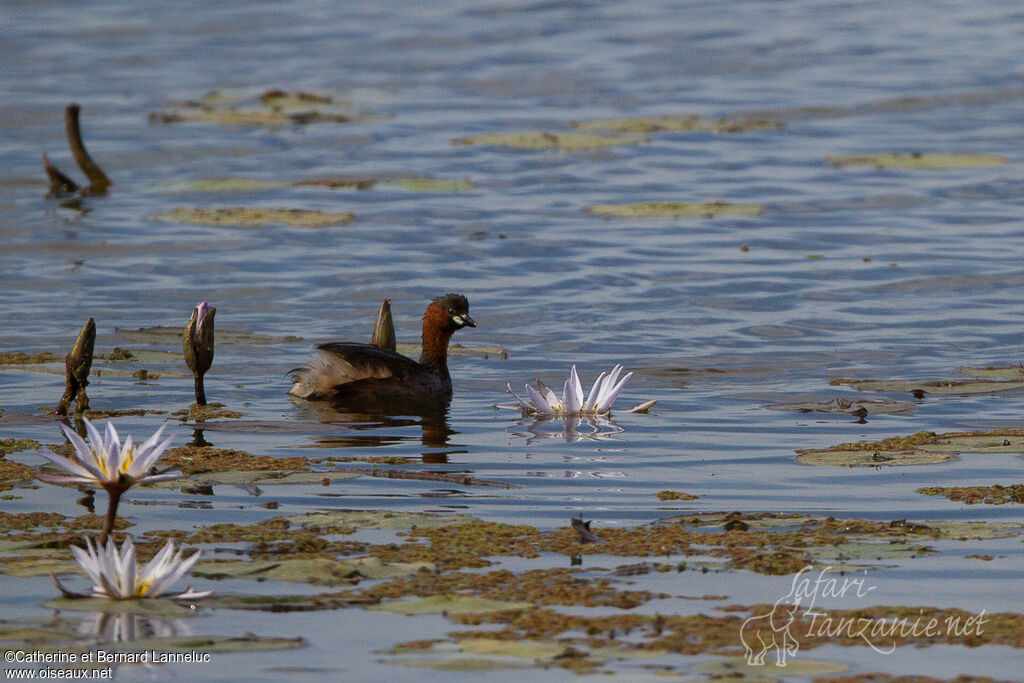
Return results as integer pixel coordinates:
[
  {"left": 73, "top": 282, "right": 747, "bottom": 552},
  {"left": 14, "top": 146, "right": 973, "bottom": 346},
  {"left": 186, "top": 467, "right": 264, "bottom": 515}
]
[
  {"left": 55, "top": 536, "right": 211, "bottom": 600},
  {"left": 508, "top": 364, "right": 653, "bottom": 416},
  {"left": 35, "top": 418, "right": 180, "bottom": 490}
]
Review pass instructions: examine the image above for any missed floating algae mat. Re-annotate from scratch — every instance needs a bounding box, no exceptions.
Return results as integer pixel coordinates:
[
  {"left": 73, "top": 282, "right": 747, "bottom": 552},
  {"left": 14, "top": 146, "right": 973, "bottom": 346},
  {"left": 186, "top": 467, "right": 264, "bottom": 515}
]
[
  {"left": 572, "top": 114, "right": 783, "bottom": 134},
  {"left": 918, "top": 484, "right": 1024, "bottom": 505},
  {"left": 451, "top": 131, "right": 648, "bottom": 152},
  {"left": 585, "top": 201, "right": 764, "bottom": 218},
  {"left": 150, "top": 207, "right": 355, "bottom": 228},
  {"left": 825, "top": 152, "right": 1008, "bottom": 169},
  {"left": 796, "top": 428, "right": 1024, "bottom": 466},
  {"left": 150, "top": 89, "right": 381, "bottom": 126}
]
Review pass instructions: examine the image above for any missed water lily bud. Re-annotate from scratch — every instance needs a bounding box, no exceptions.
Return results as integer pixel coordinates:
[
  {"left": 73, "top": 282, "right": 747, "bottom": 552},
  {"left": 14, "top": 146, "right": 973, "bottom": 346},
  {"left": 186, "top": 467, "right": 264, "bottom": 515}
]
[
  {"left": 55, "top": 317, "right": 96, "bottom": 416},
  {"left": 371, "top": 298, "right": 396, "bottom": 351},
  {"left": 183, "top": 301, "right": 215, "bottom": 376}
]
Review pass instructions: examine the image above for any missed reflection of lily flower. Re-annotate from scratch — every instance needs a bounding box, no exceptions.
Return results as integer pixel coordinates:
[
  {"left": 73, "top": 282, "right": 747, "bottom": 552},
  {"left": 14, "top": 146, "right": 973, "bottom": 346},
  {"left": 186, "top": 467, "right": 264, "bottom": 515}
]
[
  {"left": 508, "top": 365, "right": 655, "bottom": 416},
  {"left": 514, "top": 415, "right": 627, "bottom": 444},
  {"left": 55, "top": 536, "right": 211, "bottom": 601},
  {"left": 35, "top": 419, "right": 180, "bottom": 490}
]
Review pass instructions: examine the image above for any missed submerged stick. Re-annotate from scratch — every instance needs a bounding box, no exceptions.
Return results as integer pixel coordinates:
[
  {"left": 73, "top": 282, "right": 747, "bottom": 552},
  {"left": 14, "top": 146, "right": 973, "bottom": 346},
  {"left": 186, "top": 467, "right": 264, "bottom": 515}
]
[
  {"left": 55, "top": 318, "right": 96, "bottom": 416},
  {"left": 65, "top": 104, "right": 111, "bottom": 193},
  {"left": 371, "top": 298, "right": 396, "bottom": 351}
]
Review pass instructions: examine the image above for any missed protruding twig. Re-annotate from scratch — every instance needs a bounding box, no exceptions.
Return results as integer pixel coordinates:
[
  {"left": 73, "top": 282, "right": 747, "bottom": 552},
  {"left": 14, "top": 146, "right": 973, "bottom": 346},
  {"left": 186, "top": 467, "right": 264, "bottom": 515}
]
[
  {"left": 65, "top": 103, "right": 111, "bottom": 193},
  {"left": 43, "top": 152, "right": 79, "bottom": 195},
  {"left": 55, "top": 318, "right": 96, "bottom": 416},
  {"left": 183, "top": 302, "right": 216, "bottom": 406},
  {"left": 371, "top": 298, "right": 396, "bottom": 351}
]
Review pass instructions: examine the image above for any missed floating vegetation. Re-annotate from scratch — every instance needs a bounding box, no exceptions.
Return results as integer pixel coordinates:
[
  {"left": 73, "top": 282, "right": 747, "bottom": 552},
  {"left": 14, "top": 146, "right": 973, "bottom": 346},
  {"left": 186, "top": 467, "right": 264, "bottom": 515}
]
[
  {"left": 452, "top": 131, "right": 647, "bottom": 152},
  {"left": 170, "top": 402, "right": 244, "bottom": 422},
  {"left": 655, "top": 490, "right": 699, "bottom": 501},
  {"left": 172, "top": 176, "right": 475, "bottom": 193},
  {"left": 398, "top": 342, "right": 508, "bottom": 360},
  {"left": 918, "top": 484, "right": 1024, "bottom": 505},
  {"left": 573, "top": 114, "right": 782, "bottom": 134},
  {"left": 150, "top": 207, "right": 355, "bottom": 228},
  {"left": 0, "top": 351, "right": 60, "bottom": 366},
  {"left": 367, "top": 595, "right": 534, "bottom": 616},
  {"left": 796, "top": 428, "right": 1024, "bottom": 467},
  {"left": 150, "top": 89, "right": 380, "bottom": 126},
  {"left": 161, "top": 446, "right": 309, "bottom": 476},
  {"left": 765, "top": 397, "right": 914, "bottom": 416},
  {"left": 957, "top": 365, "right": 1024, "bottom": 379},
  {"left": 826, "top": 152, "right": 1008, "bottom": 169},
  {"left": 584, "top": 201, "right": 764, "bottom": 218},
  {"left": 829, "top": 377, "right": 1024, "bottom": 397}
]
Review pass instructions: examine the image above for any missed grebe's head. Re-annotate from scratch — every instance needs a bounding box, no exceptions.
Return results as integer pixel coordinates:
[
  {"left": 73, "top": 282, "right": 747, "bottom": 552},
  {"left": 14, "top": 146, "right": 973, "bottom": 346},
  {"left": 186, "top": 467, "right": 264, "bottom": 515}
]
[{"left": 432, "top": 293, "right": 476, "bottom": 330}]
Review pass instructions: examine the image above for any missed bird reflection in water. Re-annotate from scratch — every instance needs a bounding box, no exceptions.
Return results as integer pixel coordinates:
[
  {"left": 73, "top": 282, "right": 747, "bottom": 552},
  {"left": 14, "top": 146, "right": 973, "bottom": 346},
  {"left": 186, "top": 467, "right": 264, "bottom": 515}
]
[{"left": 294, "top": 397, "right": 456, "bottom": 463}]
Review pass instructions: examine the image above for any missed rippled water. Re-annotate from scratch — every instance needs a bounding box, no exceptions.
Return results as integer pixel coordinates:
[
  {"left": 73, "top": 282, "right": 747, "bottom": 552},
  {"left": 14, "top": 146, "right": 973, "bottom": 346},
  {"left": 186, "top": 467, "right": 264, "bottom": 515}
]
[{"left": 2, "top": 0, "right": 1023, "bottom": 680}]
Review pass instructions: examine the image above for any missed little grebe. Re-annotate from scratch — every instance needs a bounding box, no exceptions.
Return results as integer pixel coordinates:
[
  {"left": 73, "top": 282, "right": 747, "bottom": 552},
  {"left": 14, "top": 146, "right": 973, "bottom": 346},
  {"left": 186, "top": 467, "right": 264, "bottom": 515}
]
[{"left": 288, "top": 293, "right": 476, "bottom": 402}]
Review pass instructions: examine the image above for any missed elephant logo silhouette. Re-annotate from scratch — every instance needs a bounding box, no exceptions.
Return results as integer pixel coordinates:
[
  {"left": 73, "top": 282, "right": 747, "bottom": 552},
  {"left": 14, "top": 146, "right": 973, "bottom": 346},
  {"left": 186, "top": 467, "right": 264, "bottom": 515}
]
[{"left": 739, "top": 593, "right": 803, "bottom": 666}]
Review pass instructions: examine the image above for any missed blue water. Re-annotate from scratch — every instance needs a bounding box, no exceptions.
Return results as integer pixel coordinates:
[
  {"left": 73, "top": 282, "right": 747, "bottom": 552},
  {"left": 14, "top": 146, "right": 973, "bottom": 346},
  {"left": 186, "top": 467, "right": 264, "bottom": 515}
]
[{"left": 1, "top": 0, "right": 1023, "bottom": 679}]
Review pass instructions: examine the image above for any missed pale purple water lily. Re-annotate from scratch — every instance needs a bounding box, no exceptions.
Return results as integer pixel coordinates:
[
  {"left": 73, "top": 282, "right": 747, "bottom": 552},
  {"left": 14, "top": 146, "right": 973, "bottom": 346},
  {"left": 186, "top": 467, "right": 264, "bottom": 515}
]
[
  {"left": 54, "top": 536, "right": 211, "bottom": 601},
  {"left": 191, "top": 301, "right": 211, "bottom": 345},
  {"left": 35, "top": 418, "right": 180, "bottom": 489},
  {"left": 507, "top": 364, "right": 655, "bottom": 416}
]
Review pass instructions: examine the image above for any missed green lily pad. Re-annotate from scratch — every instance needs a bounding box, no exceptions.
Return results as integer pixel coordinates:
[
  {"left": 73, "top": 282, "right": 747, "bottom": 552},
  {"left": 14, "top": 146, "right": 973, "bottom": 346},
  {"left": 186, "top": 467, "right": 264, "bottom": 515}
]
[
  {"left": 42, "top": 598, "right": 199, "bottom": 617},
  {"left": 795, "top": 447, "right": 953, "bottom": 467},
  {"left": 367, "top": 595, "right": 533, "bottom": 616},
  {"left": 150, "top": 207, "right": 355, "bottom": 228},
  {"left": 388, "top": 178, "right": 475, "bottom": 192},
  {"left": 656, "top": 490, "right": 699, "bottom": 501},
  {"left": 100, "top": 633, "right": 305, "bottom": 653},
  {"left": 764, "top": 398, "right": 914, "bottom": 415},
  {"left": 573, "top": 115, "right": 782, "bottom": 134},
  {"left": 456, "top": 638, "right": 568, "bottom": 660},
  {"left": 826, "top": 152, "right": 1008, "bottom": 169},
  {"left": 194, "top": 556, "right": 431, "bottom": 585},
  {"left": 385, "top": 657, "right": 527, "bottom": 671},
  {"left": 172, "top": 177, "right": 474, "bottom": 193},
  {"left": 0, "top": 556, "right": 81, "bottom": 578},
  {"left": 161, "top": 469, "right": 361, "bottom": 487},
  {"left": 452, "top": 131, "right": 647, "bottom": 152},
  {"left": 692, "top": 656, "right": 848, "bottom": 677},
  {"left": 829, "top": 377, "right": 1024, "bottom": 396},
  {"left": 957, "top": 365, "right": 1024, "bottom": 379},
  {"left": 584, "top": 201, "right": 764, "bottom": 218},
  {"left": 169, "top": 179, "right": 293, "bottom": 192}
]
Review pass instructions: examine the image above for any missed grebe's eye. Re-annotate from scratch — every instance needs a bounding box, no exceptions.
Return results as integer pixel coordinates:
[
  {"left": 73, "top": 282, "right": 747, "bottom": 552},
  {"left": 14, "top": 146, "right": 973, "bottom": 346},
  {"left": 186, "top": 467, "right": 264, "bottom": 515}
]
[{"left": 448, "top": 308, "right": 454, "bottom": 315}]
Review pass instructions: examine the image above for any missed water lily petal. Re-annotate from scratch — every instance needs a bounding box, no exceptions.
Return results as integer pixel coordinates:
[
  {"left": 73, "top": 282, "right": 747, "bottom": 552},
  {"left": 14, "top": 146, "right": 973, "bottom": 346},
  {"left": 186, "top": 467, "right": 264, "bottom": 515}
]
[
  {"left": 526, "top": 384, "right": 555, "bottom": 414},
  {"left": 563, "top": 366, "right": 583, "bottom": 414},
  {"left": 506, "top": 383, "right": 535, "bottom": 411},
  {"left": 35, "top": 448, "right": 102, "bottom": 483},
  {"left": 582, "top": 371, "right": 607, "bottom": 413},
  {"left": 627, "top": 399, "right": 658, "bottom": 413},
  {"left": 595, "top": 371, "right": 633, "bottom": 413},
  {"left": 538, "top": 381, "right": 561, "bottom": 412}
]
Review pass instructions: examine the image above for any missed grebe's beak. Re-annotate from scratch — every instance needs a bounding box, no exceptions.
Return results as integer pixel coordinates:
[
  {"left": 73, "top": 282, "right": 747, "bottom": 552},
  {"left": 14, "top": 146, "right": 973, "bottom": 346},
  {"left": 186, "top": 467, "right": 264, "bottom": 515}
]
[{"left": 452, "top": 313, "right": 476, "bottom": 328}]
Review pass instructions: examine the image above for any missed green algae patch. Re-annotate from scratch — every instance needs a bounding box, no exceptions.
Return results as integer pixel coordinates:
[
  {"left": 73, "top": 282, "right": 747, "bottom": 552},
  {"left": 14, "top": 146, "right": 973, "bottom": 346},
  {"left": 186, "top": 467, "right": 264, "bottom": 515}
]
[
  {"left": 918, "top": 484, "right": 1024, "bottom": 505},
  {"left": 573, "top": 115, "right": 782, "bottom": 134},
  {"left": 764, "top": 398, "right": 914, "bottom": 416},
  {"left": 193, "top": 556, "right": 431, "bottom": 586},
  {"left": 151, "top": 88, "right": 379, "bottom": 126},
  {"left": 0, "top": 438, "right": 41, "bottom": 455},
  {"left": 386, "top": 657, "right": 529, "bottom": 672},
  {"left": 388, "top": 178, "right": 475, "bottom": 192},
  {"left": 957, "top": 365, "right": 1024, "bottom": 379},
  {"left": 283, "top": 509, "right": 474, "bottom": 531},
  {"left": 452, "top": 131, "right": 647, "bottom": 152},
  {"left": 585, "top": 201, "right": 764, "bottom": 218},
  {"left": 103, "top": 633, "right": 306, "bottom": 653},
  {"left": 0, "top": 351, "right": 60, "bottom": 366},
  {"left": 0, "top": 456, "right": 33, "bottom": 492},
  {"left": 162, "top": 445, "right": 309, "bottom": 476},
  {"left": 829, "top": 377, "right": 1024, "bottom": 396},
  {"left": 656, "top": 490, "right": 699, "bottom": 501},
  {"left": 797, "top": 428, "right": 1024, "bottom": 467},
  {"left": 150, "top": 207, "right": 355, "bottom": 228},
  {"left": 826, "top": 152, "right": 1008, "bottom": 169},
  {"left": 396, "top": 342, "right": 508, "bottom": 360},
  {"left": 368, "top": 595, "right": 534, "bottom": 616},
  {"left": 170, "top": 402, "right": 245, "bottom": 422}
]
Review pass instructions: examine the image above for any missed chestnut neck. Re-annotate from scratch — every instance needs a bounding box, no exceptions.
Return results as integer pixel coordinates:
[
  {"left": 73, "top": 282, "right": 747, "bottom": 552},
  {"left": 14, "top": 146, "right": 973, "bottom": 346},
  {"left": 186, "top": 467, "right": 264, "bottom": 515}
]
[{"left": 419, "top": 302, "right": 454, "bottom": 376}]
